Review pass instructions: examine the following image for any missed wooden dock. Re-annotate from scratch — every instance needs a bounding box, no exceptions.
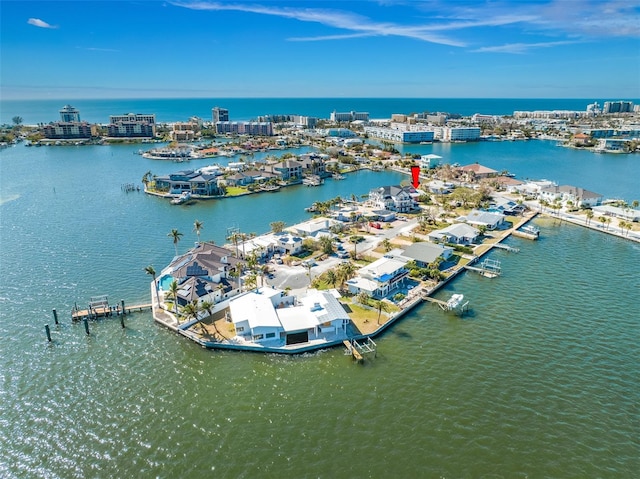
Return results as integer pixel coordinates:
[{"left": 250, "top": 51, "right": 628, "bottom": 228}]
[
  {"left": 344, "top": 338, "right": 377, "bottom": 362},
  {"left": 464, "top": 258, "right": 502, "bottom": 278},
  {"left": 71, "top": 295, "right": 152, "bottom": 321}
]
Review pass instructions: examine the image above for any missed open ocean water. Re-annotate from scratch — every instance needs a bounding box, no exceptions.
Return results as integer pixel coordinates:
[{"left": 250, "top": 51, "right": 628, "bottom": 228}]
[
  {"left": 1, "top": 118, "right": 639, "bottom": 477},
  {"left": 3, "top": 98, "right": 639, "bottom": 125}
]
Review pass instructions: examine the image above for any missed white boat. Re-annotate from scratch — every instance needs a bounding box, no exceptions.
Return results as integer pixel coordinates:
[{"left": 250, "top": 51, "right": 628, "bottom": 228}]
[
  {"left": 303, "top": 175, "right": 324, "bottom": 186},
  {"left": 170, "top": 191, "right": 192, "bottom": 205}
]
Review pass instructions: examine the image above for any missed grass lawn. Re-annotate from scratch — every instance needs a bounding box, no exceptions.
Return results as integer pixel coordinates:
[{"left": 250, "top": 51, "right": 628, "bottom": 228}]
[{"left": 225, "top": 186, "right": 249, "bottom": 196}]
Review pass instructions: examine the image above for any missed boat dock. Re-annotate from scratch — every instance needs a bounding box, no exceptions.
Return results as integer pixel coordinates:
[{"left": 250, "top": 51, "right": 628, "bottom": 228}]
[
  {"left": 513, "top": 225, "right": 540, "bottom": 240},
  {"left": 492, "top": 243, "right": 520, "bottom": 253},
  {"left": 71, "top": 295, "right": 152, "bottom": 320},
  {"left": 344, "top": 337, "right": 377, "bottom": 362},
  {"left": 464, "top": 258, "right": 502, "bottom": 278}
]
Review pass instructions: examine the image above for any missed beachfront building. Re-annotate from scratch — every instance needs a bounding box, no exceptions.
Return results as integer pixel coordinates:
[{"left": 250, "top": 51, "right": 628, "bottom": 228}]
[
  {"left": 215, "top": 121, "right": 273, "bottom": 136},
  {"left": 108, "top": 113, "right": 156, "bottom": 138},
  {"left": 42, "top": 122, "right": 96, "bottom": 140},
  {"left": 442, "top": 127, "right": 481, "bottom": 142},
  {"left": 330, "top": 110, "right": 369, "bottom": 122},
  {"left": 152, "top": 169, "right": 223, "bottom": 196},
  {"left": 158, "top": 242, "right": 243, "bottom": 309},
  {"left": 461, "top": 210, "right": 506, "bottom": 230},
  {"left": 420, "top": 154, "right": 442, "bottom": 169},
  {"left": 170, "top": 119, "right": 201, "bottom": 142},
  {"left": 427, "top": 223, "right": 480, "bottom": 245},
  {"left": 603, "top": 101, "right": 634, "bottom": 114},
  {"left": 347, "top": 256, "right": 409, "bottom": 299},
  {"left": 212, "top": 107, "right": 229, "bottom": 123},
  {"left": 539, "top": 185, "right": 603, "bottom": 208},
  {"left": 59, "top": 105, "right": 81, "bottom": 122},
  {"left": 229, "top": 287, "right": 350, "bottom": 346},
  {"left": 364, "top": 126, "right": 435, "bottom": 144},
  {"left": 368, "top": 185, "right": 417, "bottom": 213}
]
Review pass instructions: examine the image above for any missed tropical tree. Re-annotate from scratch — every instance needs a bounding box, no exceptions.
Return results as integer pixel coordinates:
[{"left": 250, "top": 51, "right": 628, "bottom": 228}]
[
  {"left": 337, "top": 261, "right": 356, "bottom": 291},
  {"left": 632, "top": 200, "right": 639, "bottom": 209},
  {"left": 180, "top": 301, "right": 200, "bottom": 329},
  {"left": 168, "top": 229, "right": 183, "bottom": 256},
  {"left": 12, "top": 116, "right": 23, "bottom": 127},
  {"left": 325, "top": 269, "right": 338, "bottom": 289},
  {"left": 585, "top": 209, "right": 594, "bottom": 226},
  {"left": 382, "top": 238, "right": 392, "bottom": 252},
  {"left": 373, "top": 299, "right": 390, "bottom": 325},
  {"left": 144, "top": 265, "right": 158, "bottom": 304},
  {"left": 318, "top": 236, "right": 334, "bottom": 255},
  {"left": 270, "top": 221, "right": 286, "bottom": 233},
  {"left": 193, "top": 219, "right": 203, "bottom": 243},
  {"left": 606, "top": 217, "right": 612, "bottom": 231},
  {"left": 349, "top": 235, "right": 363, "bottom": 259},
  {"left": 599, "top": 216, "right": 607, "bottom": 230},
  {"left": 356, "top": 291, "right": 370, "bottom": 305},
  {"left": 166, "top": 279, "right": 180, "bottom": 321},
  {"left": 199, "top": 300, "right": 213, "bottom": 335}
]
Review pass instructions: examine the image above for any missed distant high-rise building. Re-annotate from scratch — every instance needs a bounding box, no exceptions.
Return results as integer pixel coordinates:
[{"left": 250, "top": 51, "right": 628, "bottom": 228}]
[
  {"left": 59, "top": 105, "right": 80, "bottom": 122},
  {"left": 212, "top": 107, "right": 229, "bottom": 123},
  {"left": 603, "top": 101, "right": 634, "bottom": 114}
]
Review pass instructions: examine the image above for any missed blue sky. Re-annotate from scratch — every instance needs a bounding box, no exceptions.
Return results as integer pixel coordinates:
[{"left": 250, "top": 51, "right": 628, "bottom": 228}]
[{"left": 1, "top": 0, "right": 639, "bottom": 99}]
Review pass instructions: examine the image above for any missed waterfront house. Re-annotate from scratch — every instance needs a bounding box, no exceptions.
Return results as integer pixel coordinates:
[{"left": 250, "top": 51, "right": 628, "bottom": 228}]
[
  {"left": 427, "top": 180, "right": 454, "bottom": 195},
  {"left": 288, "top": 218, "right": 339, "bottom": 237},
  {"left": 493, "top": 176, "right": 524, "bottom": 193},
  {"left": 397, "top": 242, "right": 454, "bottom": 267},
  {"left": 539, "top": 185, "right": 603, "bottom": 208},
  {"left": 368, "top": 185, "right": 416, "bottom": 213},
  {"left": 229, "top": 287, "right": 350, "bottom": 346},
  {"left": 347, "top": 257, "right": 409, "bottom": 299},
  {"left": 153, "top": 169, "right": 222, "bottom": 196},
  {"left": 457, "top": 163, "right": 498, "bottom": 179},
  {"left": 159, "top": 242, "right": 243, "bottom": 307},
  {"left": 427, "top": 223, "right": 480, "bottom": 245},
  {"left": 462, "top": 209, "right": 506, "bottom": 230},
  {"left": 490, "top": 196, "right": 526, "bottom": 215},
  {"left": 592, "top": 205, "right": 640, "bottom": 222},
  {"left": 265, "top": 159, "right": 303, "bottom": 181},
  {"left": 276, "top": 233, "right": 304, "bottom": 255}
]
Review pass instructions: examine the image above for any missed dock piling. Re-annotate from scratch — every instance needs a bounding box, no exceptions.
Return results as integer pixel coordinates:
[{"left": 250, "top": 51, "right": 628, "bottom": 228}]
[
  {"left": 45, "top": 324, "right": 51, "bottom": 342},
  {"left": 121, "top": 300, "right": 126, "bottom": 316},
  {"left": 52, "top": 308, "right": 59, "bottom": 325},
  {"left": 120, "top": 314, "right": 125, "bottom": 329},
  {"left": 83, "top": 317, "right": 90, "bottom": 335}
]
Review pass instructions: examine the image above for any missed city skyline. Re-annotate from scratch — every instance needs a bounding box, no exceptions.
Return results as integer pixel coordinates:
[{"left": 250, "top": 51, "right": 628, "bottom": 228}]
[{"left": 1, "top": 0, "right": 639, "bottom": 100}]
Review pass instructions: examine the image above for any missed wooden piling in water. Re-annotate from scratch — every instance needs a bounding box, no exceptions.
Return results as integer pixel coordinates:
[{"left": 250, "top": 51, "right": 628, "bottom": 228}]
[
  {"left": 45, "top": 324, "right": 51, "bottom": 342},
  {"left": 83, "top": 317, "right": 90, "bottom": 335},
  {"left": 121, "top": 300, "right": 126, "bottom": 316},
  {"left": 52, "top": 308, "right": 59, "bottom": 325}
]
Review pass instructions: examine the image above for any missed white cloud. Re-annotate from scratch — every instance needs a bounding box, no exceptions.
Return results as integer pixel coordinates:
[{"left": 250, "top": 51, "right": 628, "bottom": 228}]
[
  {"left": 27, "top": 18, "right": 57, "bottom": 29},
  {"left": 473, "top": 40, "right": 580, "bottom": 54},
  {"left": 170, "top": 1, "right": 467, "bottom": 46}
]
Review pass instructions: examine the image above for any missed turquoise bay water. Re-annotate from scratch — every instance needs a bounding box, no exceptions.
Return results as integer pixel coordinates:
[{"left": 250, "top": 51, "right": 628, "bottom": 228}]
[{"left": 1, "top": 140, "right": 639, "bottom": 477}]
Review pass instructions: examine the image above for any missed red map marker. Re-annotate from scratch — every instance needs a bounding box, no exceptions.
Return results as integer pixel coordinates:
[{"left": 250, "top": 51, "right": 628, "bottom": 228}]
[{"left": 411, "top": 165, "right": 420, "bottom": 188}]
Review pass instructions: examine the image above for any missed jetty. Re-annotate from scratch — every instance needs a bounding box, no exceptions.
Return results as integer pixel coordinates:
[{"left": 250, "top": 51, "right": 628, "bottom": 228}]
[{"left": 422, "top": 293, "right": 470, "bottom": 314}]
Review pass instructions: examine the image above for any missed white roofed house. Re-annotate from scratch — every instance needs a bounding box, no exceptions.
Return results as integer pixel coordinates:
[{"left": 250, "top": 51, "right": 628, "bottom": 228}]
[
  {"left": 368, "top": 185, "right": 416, "bottom": 213},
  {"left": 462, "top": 209, "right": 506, "bottom": 230},
  {"left": 539, "top": 185, "right": 603, "bottom": 208},
  {"left": 428, "top": 223, "right": 480, "bottom": 245},
  {"left": 347, "top": 256, "right": 409, "bottom": 299},
  {"left": 229, "top": 287, "right": 350, "bottom": 347}
]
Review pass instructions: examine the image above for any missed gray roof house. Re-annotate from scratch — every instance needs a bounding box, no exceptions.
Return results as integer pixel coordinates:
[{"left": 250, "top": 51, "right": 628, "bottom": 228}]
[
  {"left": 428, "top": 223, "right": 480, "bottom": 245},
  {"left": 398, "top": 242, "right": 454, "bottom": 267},
  {"left": 539, "top": 185, "right": 603, "bottom": 207},
  {"left": 462, "top": 209, "right": 506, "bottom": 230}
]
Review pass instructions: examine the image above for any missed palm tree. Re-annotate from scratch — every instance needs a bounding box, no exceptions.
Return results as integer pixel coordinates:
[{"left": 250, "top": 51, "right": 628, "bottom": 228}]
[
  {"left": 585, "top": 209, "right": 594, "bottom": 226},
  {"left": 325, "top": 269, "right": 338, "bottom": 289},
  {"left": 606, "top": 217, "right": 612, "bottom": 231},
  {"left": 373, "top": 299, "right": 390, "bottom": 325},
  {"left": 599, "top": 216, "right": 607, "bottom": 230},
  {"left": 180, "top": 301, "right": 200, "bottom": 329},
  {"left": 168, "top": 229, "right": 183, "bottom": 256},
  {"left": 199, "top": 300, "right": 213, "bottom": 335},
  {"left": 632, "top": 200, "right": 639, "bottom": 209},
  {"left": 193, "top": 219, "right": 203, "bottom": 243},
  {"left": 144, "top": 265, "right": 158, "bottom": 305},
  {"left": 382, "top": 238, "right": 392, "bottom": 252},
  {"left": 141, "top": 170, "right": 152, "bottom": 188},
  {"left": 166, "top": 279, "right": 180, "bottom": 322}
]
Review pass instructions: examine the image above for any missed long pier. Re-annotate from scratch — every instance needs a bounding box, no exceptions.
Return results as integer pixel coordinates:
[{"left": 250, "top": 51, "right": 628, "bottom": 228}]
[{"left": 71, "top": 296, "right": 152, "bottom": 321}]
